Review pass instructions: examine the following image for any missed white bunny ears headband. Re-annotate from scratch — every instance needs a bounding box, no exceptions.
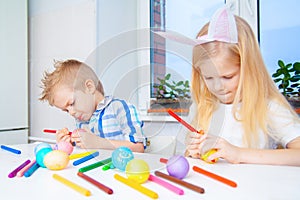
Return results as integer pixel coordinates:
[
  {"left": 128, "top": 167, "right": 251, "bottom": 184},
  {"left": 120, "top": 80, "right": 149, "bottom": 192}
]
[{"left": 155, "top": 6, "right": 238, "bottom": 46}]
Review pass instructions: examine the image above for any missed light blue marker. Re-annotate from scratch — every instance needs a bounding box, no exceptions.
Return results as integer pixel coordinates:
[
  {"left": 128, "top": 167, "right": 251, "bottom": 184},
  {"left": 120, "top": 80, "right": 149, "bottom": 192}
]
[{"left": 24, "top": 162, "right": 40, "bottom": 177}]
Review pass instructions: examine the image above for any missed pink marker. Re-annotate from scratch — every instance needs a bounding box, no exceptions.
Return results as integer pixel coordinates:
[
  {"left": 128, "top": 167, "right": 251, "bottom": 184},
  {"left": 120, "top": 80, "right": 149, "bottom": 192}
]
[
  {"left": 8, "top": 159, "right": 31, "bottom": 178},
  {"left": 16, "top": 159, "right": 36, "bottom": 177},
  {"left": 148, "top": 174, "right": 184, "bottom": 195}
]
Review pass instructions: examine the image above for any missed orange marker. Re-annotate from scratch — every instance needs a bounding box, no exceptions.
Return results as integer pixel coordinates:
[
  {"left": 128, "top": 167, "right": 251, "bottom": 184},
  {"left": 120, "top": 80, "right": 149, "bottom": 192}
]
[
  {"left": 192, "top": 166, "right": 237, "bottom": 188},
  {"left": 159, "top": 158, "right": 168, "bottom": 164}
]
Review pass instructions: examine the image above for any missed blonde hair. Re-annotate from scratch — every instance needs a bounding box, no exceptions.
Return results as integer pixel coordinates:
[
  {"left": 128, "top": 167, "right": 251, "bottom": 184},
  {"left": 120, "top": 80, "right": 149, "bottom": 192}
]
[
  {"left": 39, "top": 59, "right": 104, "bottom": 106},
  {"left": 191, "top": 16, "right": 298, "bottom": 148}
]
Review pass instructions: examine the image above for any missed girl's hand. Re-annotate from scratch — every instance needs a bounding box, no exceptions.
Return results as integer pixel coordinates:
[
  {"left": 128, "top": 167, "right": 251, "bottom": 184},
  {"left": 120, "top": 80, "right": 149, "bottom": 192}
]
[
  {"left": 185, "top": 132, "right": 206, "bottom": 158},
  {"left": 206, "top": 137, "right": 242, "bottom": 164},
  {"left": 56, "top": 128, "right": 71, "bottom": 143}
]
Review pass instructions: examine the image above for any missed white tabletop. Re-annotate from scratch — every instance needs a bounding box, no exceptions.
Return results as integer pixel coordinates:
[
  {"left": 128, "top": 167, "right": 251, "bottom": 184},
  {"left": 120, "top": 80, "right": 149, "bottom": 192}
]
[{"left": 1, "top": 143, "right": 300, "bottom": 200}]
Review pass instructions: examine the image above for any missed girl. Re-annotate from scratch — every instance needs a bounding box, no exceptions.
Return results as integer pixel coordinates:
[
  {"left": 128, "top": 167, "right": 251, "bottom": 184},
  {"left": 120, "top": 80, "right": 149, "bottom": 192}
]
[{"left": 185, "top": 7, "right": 300, "bottom": 166}]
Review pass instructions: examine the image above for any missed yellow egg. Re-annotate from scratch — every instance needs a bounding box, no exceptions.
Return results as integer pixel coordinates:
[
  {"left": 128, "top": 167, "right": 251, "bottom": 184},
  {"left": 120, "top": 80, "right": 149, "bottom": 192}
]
[
  {"left": 44, "top": 150, "right": 69, "bottom": 170},
  {"left": 125, "top": 159, "right": 150, "bottom": 184},
  {"left": 201, "top": 149, "right": 218, "bottom": 164}
]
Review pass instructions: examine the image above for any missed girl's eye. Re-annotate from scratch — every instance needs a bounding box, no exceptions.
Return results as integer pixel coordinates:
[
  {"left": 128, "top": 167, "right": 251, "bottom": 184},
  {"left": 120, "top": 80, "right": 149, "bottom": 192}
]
[
  {"left": 204, "top": 77, "right": 212, "bottom": 80},
  {"left": 224, "top": 76, "right": 233, "bottom": 79}
]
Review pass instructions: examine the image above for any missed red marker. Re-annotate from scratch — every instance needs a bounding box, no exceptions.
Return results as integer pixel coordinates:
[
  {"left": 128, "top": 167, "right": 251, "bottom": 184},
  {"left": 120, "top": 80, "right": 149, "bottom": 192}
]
[
  {"left": 43, "top": 129, "right": 75, "bottom": 146},
  {"left": 167, "top": 109, "right": 204, "bottom": 134},
  {"left": 43, "top": 129, "right": 72, "bottom": 135}
]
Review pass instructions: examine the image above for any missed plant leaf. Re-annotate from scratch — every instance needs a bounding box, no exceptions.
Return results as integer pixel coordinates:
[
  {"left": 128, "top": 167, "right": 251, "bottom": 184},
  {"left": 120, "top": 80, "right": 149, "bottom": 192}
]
[{"left": 278, "top": 60, "right": 285, "bottom": 68}]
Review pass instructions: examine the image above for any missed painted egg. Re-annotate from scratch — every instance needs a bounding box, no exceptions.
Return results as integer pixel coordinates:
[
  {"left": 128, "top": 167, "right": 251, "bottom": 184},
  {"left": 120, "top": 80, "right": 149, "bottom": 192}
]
[
  {"left": 36, "top": 147, "right": 53, "bottom": 168},
  {"left": 166, "top": 155, "right": 189, "bottom": 179},
  {"left": 111, "top": 146, "right": 134, "bottom": 171},
  {"left": 201, "top": 149, "right": 218, "bottom": 164},
  {"left": 53, "top": 141, "right": 74, "bottom": 155},
  {"left": 44, "top": 150, "right": 69, "bottom": 170},
  {"left": 126, "top": 159, "right": 150, "bottom": 183},
  {"left": 34, "top": 143, "right": 52, "bottom": 155}
]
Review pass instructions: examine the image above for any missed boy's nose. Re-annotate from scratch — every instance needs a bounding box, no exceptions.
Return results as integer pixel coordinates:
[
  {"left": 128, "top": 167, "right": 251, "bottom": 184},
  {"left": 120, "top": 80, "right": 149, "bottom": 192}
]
[{"left": 68, "top": 108, "right": 76, "bottom": 117}]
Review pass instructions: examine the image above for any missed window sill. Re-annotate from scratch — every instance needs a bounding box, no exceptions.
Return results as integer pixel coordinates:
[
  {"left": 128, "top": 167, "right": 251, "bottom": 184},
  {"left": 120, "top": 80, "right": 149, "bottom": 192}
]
[{"left": 139, "top": 111, "right": 188, "bottom": 122}]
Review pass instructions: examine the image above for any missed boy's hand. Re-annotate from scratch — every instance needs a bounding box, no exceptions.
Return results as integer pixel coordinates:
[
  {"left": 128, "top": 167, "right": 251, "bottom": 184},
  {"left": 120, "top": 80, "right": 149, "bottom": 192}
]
[
  {"left": 71, "top": 128, "right": 91, "bottom": 148},
  {"left": 56, "top": 128, "right": 71, "bottom": 143}
]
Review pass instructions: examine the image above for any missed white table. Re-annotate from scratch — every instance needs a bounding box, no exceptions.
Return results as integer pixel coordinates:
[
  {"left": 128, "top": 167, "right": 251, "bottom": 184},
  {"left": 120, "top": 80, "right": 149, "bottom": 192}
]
[{"left": 1, "top": 143, "right": 300, "bottom": 200}]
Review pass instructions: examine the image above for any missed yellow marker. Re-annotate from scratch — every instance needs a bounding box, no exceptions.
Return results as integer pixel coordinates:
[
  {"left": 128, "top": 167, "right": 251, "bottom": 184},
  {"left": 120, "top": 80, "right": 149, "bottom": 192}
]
[
  {"left": 53, "top": 174, "right": 91, "bottom": 196},
  {"left": 114, "top": 174, "right": 158, "bottom": 199},
  {"left": 69, "top": 151, "right": 96, "bottom": 160}
]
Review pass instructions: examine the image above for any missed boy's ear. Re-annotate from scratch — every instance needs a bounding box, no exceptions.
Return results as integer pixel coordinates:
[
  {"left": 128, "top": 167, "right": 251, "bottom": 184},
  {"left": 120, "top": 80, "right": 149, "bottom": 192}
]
[{"left": 85, "top": 79, "right": 96, "bottom": 94}]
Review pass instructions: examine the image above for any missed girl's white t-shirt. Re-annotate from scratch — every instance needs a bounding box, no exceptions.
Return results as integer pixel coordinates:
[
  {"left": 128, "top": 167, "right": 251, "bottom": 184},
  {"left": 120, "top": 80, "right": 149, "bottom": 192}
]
[{"left": 207, "top": 101, "right": 300, "bottom": 149}]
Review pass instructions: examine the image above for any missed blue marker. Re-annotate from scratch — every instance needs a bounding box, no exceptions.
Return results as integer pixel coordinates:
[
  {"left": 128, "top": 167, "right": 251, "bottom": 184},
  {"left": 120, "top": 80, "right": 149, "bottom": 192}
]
[
  {"left": 73, "top": 151, "right": 99, "bottom": 166},
  {"left": 1, "top": 145, "right": 21, "bottom": 154},
  {"left": 24, "top": 162, "right": 40, "bottom": 177}
]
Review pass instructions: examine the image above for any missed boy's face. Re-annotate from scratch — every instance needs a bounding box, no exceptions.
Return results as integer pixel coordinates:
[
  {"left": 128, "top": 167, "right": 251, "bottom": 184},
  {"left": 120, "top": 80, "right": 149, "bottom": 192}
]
[
  {"left": 199, "top": 54, "right": 240, "bottom": 104},
  {"left": 52, "top": 85, "right": 97, "bottom": 121}
]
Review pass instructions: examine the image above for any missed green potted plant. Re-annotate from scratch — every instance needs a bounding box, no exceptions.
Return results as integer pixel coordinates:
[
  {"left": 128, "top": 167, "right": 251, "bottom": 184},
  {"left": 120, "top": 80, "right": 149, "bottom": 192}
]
[
  {"left": 148, "top": 73, "right": 192, "bottom": 114},
  {"left": 272, "top": 60, "right": 300, "bottom": 109}
]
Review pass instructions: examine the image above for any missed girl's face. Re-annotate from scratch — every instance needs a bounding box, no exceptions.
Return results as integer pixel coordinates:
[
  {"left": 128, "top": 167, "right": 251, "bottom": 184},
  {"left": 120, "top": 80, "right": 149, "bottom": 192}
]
[
  {"left": 199, "top": 54, "right": 240, "bottom": 104},
  {"left": 52, "top": 85, "right": 97, "bottom": 121}
]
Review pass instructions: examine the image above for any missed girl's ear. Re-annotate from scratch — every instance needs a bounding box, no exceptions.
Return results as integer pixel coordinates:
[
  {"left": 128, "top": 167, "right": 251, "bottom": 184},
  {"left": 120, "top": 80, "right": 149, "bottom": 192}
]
[{"left": 85, "top": 79, "right": 96, "bottom": 94}]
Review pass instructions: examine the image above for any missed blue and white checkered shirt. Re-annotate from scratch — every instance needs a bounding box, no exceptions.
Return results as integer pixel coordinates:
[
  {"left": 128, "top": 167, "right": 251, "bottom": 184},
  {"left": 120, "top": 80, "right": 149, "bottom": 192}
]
[{"left": 76, "top": 96, "right": 147, "bottom": 148}]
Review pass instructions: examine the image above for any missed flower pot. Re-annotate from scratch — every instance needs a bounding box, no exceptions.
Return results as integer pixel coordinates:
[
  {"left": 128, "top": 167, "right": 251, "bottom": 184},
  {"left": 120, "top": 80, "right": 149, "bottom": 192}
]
[
  {"left": 286, "top": 97, "right": 300, "bottom": 114},
  {"left": 147, "top": 99, "right": 192, "bottom": 115}
]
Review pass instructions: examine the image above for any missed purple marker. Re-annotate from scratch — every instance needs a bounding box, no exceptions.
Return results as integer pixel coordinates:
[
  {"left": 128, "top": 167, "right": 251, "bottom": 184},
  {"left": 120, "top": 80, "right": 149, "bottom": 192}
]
[{"left": 8, "top": 159, "right": 31, "bottom": 178}]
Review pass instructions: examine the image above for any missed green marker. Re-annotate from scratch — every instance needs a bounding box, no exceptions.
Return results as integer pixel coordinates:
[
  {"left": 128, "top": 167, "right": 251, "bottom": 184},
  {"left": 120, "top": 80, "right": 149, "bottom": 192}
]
[
  {"left": 102, "top": 162, "right": 111, "bottom": 171},
  {"left": 78, "top": 157, "right": 112, "bottom": 173}
]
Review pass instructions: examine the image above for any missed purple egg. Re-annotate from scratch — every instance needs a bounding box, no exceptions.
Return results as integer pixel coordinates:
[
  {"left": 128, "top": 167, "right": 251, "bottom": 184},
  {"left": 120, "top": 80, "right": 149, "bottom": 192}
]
[{"left": 166, "top": 155, "right": 189, "bottom": 179}]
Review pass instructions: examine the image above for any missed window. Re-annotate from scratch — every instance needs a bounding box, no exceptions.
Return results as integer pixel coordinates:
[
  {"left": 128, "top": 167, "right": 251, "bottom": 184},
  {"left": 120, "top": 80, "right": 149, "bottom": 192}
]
[
  {"left": 259, "top": 0, "right": 300, "bottom": 74},
  {"left": 149, "top": 0, "right": 225, "bottom": 98},
  {"left": 138, "top": 0, "right": 259, "bottom": 113}
]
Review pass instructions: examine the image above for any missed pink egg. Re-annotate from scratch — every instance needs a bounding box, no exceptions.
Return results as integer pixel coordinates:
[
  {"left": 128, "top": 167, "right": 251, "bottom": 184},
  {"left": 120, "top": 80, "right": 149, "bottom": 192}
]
[
  {"left": 53, "top": 141, "right": 74, "bottom": 155},
  {"left": 44, "top": 150, "right": 69, "bottom": 170}
]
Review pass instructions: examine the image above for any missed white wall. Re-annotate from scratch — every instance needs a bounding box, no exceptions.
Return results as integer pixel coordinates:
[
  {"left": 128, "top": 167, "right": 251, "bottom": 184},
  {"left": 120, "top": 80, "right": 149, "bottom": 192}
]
[
  {"left": 0, "top": 0, "right": 28, "bottom": 144},
  {"left": 29, "top": 0, "right": 96, "bottom": 142},
  {"left": 29, "top": 0, "right": 139, "bottom": 142}
]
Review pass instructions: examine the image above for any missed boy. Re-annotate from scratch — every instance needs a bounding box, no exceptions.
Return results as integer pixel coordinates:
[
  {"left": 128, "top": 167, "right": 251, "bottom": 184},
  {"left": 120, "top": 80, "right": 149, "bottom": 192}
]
[{"left": 40, "top": 59, "right": 146, "bottom": 152}]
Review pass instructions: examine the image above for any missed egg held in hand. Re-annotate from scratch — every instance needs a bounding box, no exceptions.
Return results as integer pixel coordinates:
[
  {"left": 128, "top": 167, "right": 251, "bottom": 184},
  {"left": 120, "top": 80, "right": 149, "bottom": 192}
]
[
  {"left": 53, "top": 141, "right": 74, "bottom": 155},
  {"left": 201, "top": 149, "right": 219, "bottom": 164}
]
